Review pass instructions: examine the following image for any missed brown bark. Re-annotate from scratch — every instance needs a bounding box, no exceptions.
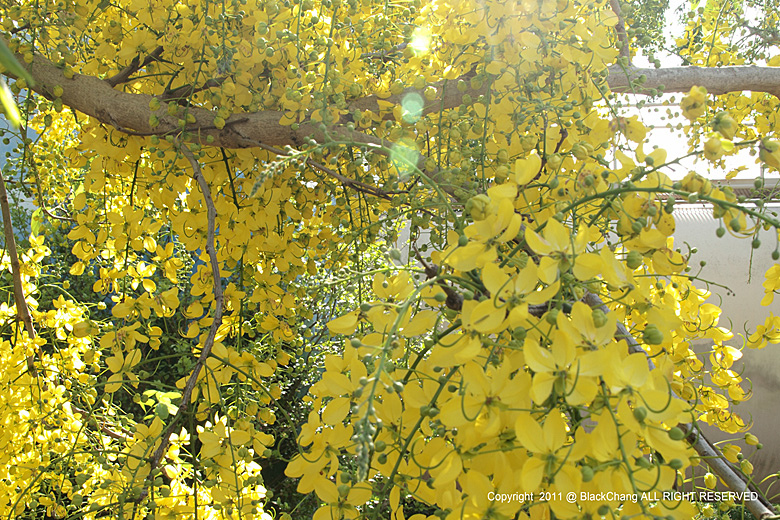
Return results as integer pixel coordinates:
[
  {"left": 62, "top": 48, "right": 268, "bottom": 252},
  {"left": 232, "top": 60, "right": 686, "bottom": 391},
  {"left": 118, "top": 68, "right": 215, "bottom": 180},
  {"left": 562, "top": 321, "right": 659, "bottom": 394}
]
[
  {"left": 0, "top": 169, "right": 39, "bottom": 376},
  {"left": 0, "top": 170, "right": 35, "bottom": 339},
  {"left": 9, "top": 45, "right": 780, "bottom": 155}
]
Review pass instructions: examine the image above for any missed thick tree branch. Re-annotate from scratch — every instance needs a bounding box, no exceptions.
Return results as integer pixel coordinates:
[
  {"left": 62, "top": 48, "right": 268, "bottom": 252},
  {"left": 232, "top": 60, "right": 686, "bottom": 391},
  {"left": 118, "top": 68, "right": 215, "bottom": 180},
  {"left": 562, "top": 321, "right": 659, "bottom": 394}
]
[
  {"left": 0, "top": 168, "right": 42, "bottom": 377},
  {"left": 12, "top": 42, "right": 780, "bottom": 161},
  {"left": 0, "top": 170, "right": 35, "bottom": 340},
  {"left": 608, "top": 65, "right": 780, "bottom": 98}
]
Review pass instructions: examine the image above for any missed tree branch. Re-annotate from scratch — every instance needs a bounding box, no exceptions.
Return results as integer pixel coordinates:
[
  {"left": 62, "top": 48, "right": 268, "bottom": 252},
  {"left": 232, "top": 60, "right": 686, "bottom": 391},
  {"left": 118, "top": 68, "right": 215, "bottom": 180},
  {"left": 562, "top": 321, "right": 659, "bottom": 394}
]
[
  {"left": 11, "top": 41, "right": 780, "bottom": 161},
  {"left": 608, "top": 0, "right": 631, "bottom": 60},
  {"left": 583, "top": 293, "right": 778, "bottom": 520},
  {"left": 106, "top": 46, "right": 164, "bottom": 87},
  {"left": 0, "top": 170, "right": 35, "bottom": 339},
  {"left": 142, "top": 144, "right": 224, "bottom": 496},
  {"left": 71, "top": 405, "right": 132, "bottom": 441},
  {"left": 0, "top": 169, "right": 42, "bottom": 377},
  {"left": 607, "top": 64, "right": 780, "bottom": 98}
]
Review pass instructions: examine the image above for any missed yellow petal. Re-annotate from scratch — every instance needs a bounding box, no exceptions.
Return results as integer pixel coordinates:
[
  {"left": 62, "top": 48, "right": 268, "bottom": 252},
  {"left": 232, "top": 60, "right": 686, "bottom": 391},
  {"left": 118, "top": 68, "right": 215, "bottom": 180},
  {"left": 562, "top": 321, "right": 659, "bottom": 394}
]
[
  {"left": 524, "top": 341, "right": 556, "bottom": 373},
  {"left": 327, "top": 310, "right": 359, "bottom": 335},
  {"left": 322, "top": 397, "right": 350, "bottom": 425},
  {"left": 530, "top": 373, "right": 556, "bottom": 404},
  {"left": 229, "top": 429, "right": 252, "bottom": 446},
  {"left": 515, "top": 153, "right": 542, "bottom": 185},
  {"left": 402, "top": 310, "right": 439, "bottom": 337},
  {"left": 314, "top": 479, "right": 340, "bottom": 503},
  {"left": 544, "top": 412, "right": 567, "bottom": 451},
  {"left": 525, "top": 227, "right": 552, "bottom": 256},
  {"left": 538, "top": 256, "right": 559, "bottom": 284},
  {"left": 105, "top": 353, "right": 124, "bottom": 373},
  {"left": 572, "top": 253, "right": 603, "bottom": 281},
  {"left": 515, "top": 413, "right": 546, "bottom": 453},
  {"left": 482, "top": 262, "right": 509, "bottom": 296},
  {"left": 105, "top": 373, "right": 124, "bottom": 393},
  {"left": 521, "top": 457, "right": 545, "bottom": 491},
  {"left": 467, "top": 299, "right": 506, "bottom": 334}
]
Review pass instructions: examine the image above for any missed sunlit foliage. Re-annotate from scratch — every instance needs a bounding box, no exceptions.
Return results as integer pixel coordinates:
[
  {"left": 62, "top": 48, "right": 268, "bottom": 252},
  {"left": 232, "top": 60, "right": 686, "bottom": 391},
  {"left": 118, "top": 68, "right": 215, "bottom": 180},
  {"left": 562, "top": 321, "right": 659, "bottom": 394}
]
[{"left": 0, "top": 0, "right": 779, "bottom": 519}]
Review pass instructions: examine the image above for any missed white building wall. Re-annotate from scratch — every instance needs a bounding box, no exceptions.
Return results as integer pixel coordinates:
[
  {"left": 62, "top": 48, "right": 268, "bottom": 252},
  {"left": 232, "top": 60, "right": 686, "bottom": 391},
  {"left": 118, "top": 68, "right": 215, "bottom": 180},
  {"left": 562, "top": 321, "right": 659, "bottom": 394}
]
[{"left": 674, "top": 203, "right": 780, "bottom": 494}]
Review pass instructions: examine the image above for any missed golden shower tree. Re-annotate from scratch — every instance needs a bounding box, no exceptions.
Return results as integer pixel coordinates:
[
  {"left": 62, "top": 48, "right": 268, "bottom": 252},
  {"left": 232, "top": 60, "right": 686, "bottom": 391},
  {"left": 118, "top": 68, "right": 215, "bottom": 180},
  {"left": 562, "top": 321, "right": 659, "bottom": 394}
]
[{"left": 1, "top": 0, "right": 780, "bottom": 518}]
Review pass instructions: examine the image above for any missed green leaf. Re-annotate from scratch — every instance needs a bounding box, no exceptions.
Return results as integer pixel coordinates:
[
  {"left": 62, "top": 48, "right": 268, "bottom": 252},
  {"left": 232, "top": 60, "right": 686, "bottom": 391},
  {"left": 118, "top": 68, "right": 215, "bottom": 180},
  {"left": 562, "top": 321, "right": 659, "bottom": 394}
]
[
  {"left": 30, "top": 208, "right": 43, "bottom": 236},
  {"left": 0, "top": 81, "right": 20, "bottom": 127}
]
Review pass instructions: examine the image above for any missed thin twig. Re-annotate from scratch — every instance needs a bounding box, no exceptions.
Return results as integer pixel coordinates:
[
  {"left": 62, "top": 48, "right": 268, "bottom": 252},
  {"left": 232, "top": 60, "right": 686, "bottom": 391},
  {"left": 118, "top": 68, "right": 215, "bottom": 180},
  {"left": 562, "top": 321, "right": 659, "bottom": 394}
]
[
  {"left": 141, "top": 143, "right": 224, "bottom": 497},
  {"left": 609, "top": 0, "right": 631, "bottom": 60},
  {"left": 360, "top": 43, "right": 408, "bottom": 61},
  {"left": 413, "top": 244, "right": 463, "bottom": 311},
  {"left": 26, "top": 156, "right": 75, "bottom": 222},
  {"left": 106, "top": 46, "right": 164, "bottom": 87},
  {"left": 246, "top": 138, "right": 394, "bottom": 200},
  {"left": 160, "top": 77, "right": 227, "bottom": 101},
  {"left": 9, "top": 23, "right": 30, "bottom": 35},
  {"left": 71, "top": 405, "right": 132, "bottom": 441}
]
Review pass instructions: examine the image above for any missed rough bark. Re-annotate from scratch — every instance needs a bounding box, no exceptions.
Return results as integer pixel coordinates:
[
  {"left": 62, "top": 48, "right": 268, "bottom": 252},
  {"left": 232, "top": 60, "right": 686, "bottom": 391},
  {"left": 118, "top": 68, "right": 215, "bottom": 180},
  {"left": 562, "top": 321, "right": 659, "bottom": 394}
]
[
  {"left": 607, "top": 64, "right": 780, "bottom": 98},
  {"left": 9, "top": 45, "right": 780, "bottom": 152}
]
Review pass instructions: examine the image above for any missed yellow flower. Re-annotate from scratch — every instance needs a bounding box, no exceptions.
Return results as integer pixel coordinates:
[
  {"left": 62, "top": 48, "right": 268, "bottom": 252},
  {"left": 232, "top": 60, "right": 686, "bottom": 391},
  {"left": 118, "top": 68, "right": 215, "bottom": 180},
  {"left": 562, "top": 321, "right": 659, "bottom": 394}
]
[
  {"left": 514, "top": 412, "right": 575, "bottom": 491},
  {"left": 439, "top": 361, "right": 532, "bottom": 449},
  {"left": 712, "top": 111, "right": 737, "bottom": 140},
  {"left": 312, "top": 480, "right": 372, "bottom": 520},
  {"left": 445, "top": 185, "right": 523, "bottom": 272},
  {"left": 523, "top": 337, "right": 601, "bottom": 406},
  {"left": 745, "top": 313, "right": 780, "bottom": 348},
  {"left": 524, "top": 220, "right": 589, "bottom": 284},
  {"left": 761, "top": 265, "right": 780, "bottom": 306},
  {"left": 680, "top": 85, "right": 707, "bottom": 120},
  {"left": 557, "top": 302, "right": 617, "bottom": 349},
  {"left": 759, "top": 138, "right": 780, "bottom": 169},
  {"left": 104, "top": 348, "right": 142, "bottom": 393}
]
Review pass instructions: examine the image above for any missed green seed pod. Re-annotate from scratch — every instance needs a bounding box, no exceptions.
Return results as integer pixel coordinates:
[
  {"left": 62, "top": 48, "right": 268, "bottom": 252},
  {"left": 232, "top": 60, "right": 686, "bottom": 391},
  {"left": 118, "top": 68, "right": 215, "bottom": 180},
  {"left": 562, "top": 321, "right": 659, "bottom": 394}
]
[
  {"left": 581, "top": 465, "right": 594, "bottom": 482},
  {"left": 591, "top": 308, "right": 608, "bottom": 328},
  {"left": 642, "top": 324, "right": 664, "bottom": 345},
  {"left": 465, "top": 194, "right": 491, "bottom": 221},
  {"left": 626, "top": 250, "right": 643, "bottom": 269}
]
